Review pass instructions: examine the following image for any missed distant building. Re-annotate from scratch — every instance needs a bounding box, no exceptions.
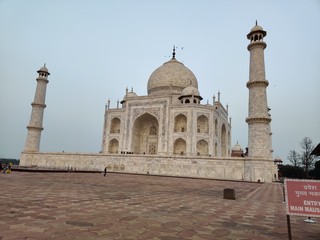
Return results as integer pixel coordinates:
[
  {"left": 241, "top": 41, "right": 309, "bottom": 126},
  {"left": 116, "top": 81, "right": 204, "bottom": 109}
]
[{"left": 231, "top": 142, "right": 244, "bottom": 157}]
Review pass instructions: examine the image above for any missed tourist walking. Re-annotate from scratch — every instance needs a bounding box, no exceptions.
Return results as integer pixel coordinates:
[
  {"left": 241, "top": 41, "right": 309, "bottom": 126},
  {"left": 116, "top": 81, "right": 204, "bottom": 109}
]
[
  {"left": 104, "top": 166, "right": 107, "bottom": 177},
  {"left": 3, "top": 163, "right": 8, "bottom": 173}
]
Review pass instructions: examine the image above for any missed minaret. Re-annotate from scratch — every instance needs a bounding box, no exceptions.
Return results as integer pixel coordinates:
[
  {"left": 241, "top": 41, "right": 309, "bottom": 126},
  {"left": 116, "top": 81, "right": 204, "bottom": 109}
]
[
  {"left": 246, "top": 22, "right": 272, "bottom": 159},
  {"left": 23, "top": 64, "right": 50, "bottom": 152}
]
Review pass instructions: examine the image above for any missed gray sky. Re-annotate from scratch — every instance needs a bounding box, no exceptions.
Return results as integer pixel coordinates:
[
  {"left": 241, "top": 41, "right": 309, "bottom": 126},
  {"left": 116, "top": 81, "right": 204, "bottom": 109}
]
[{"left": 1, "top": 0, "right": 319, "bottom": 163}]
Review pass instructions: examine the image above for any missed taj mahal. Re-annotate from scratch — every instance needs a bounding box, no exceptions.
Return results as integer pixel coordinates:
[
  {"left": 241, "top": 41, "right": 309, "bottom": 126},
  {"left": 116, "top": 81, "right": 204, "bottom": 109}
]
[{"left": 20, "top": 23, "right": 278, "bottom": 182}]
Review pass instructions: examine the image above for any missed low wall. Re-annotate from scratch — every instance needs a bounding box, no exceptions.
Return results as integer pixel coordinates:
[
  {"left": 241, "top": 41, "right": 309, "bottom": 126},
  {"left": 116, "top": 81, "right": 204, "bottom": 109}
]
[{"left": 20, "top": 152, "right": 277, "bottom": 182}]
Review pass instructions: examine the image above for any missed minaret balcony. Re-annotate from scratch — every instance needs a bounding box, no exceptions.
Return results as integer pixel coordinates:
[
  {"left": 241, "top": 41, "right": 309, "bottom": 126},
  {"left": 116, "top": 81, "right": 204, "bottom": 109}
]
[
  {"left": 247, "top": 41, "right": 267, "bottom": 50},
  {"left": 31, "top": 102, "right": 47, "bottom": 108},
  {"left": 246, "top": 117, "right": 271, "bottom": 124},
  {"left": 27, "top": 125, "right": 44, "bottom": 131},
  {"left": 246, "top": 80, "right": 269, "bottom": 88},
  {"left": 36, "top": 77, "right": 49, "bottom": 83}
]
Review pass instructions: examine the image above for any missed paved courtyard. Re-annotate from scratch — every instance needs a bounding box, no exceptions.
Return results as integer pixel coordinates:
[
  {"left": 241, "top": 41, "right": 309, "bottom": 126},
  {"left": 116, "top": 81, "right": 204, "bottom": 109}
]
[{"left": 0, "top": 172, "right": 319, "bottom": 240}]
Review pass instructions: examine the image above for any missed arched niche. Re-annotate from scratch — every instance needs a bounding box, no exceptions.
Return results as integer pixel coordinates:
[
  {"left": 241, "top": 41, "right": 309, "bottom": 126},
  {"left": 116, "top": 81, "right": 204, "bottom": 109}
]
[
  {"left": 197, "top": 139, "right": 208, "bottom": 156},
  {"left": 173, "top": 138, "right": 186, "bottom": 155},
  {"left": 108, "top": 138, "right": 119, "bottom": 154},
  {"left": 174, "top": 114, "right": 187, "bottom": 132},
  {"left": 110, "top": 117, "right": 121, "bottom": 133}
]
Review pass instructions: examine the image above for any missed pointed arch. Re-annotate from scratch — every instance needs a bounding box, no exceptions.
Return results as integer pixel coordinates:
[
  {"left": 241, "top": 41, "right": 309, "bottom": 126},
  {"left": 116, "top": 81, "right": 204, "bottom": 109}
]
[
  {"left": 221, "top": 124, "right": 227, "bottom": 157},
  {"left": 110, "top": 117, "right": 121, "bottom": 133},
  {"left": 197, "top": 115, "right": 209, "bottom": 134},
  {"left": 173, "top": 138, "right": 186, "bottom": 155},
  {"left": 197, "top": 139, "right": 208, "bottom": 156},
  {"left": 174, "top": 114, "right": 187, "bottom": 132},
  {"left": 228, "top": 131, "right": 231, "bottom": 156},
  {"left": 108, "top": 139, "right": 119, "bottom": 154},
  {"left": 214, "top": 142, "right": 218, "bottom": 157},
  {"left": 214, "top": 119, "right": 218, "bottom": 136},
  {"left": 132, "top": 113, "right": 159, "bottom": 154}
]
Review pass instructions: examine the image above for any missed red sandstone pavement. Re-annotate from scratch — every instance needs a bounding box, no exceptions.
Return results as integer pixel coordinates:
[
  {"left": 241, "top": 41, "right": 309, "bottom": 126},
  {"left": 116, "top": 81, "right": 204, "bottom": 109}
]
[{"left": 0, "top": 172, "right": 319, "bottom": 240}]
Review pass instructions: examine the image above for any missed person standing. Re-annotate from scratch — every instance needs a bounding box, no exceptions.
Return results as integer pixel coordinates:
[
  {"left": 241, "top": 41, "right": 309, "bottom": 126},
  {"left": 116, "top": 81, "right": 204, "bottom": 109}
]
[
  {"left": 3, "top": 163, "right": 8, "bottom": 173},
  {"left": 104, "top": 166, "right": 107, "bottom": 177}
]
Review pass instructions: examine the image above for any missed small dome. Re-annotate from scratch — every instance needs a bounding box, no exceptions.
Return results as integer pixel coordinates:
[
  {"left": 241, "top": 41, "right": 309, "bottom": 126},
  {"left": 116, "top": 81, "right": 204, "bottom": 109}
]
[
  {"left": 247, "top": 22, "right": 267, "bottom": 40},
  {"left": 147, "top": 58, "right": 198, "bottom": 96},
  {"left": 127, "top": 91, "right": 137, "bottom": 98},
  {"left": 231, "top": 142, "right": 244, "bottom": 157},
  {"left": 37, "top": 64, "right": 50, "bottom": 76},
  {"left": 38, "top": 65, "right": 49, "bottom": 73},
  {"left": 250, "top": 24, "right": 263, "bottom": 32},
  {"left": 122, "top": 91, "right": 137, "bottom": 102},
  {"left": 181, "top": 85, "right": 200, "bottom": 96},
  {"left": 232, "top": 143, "right": 243, "bottom": 151}
]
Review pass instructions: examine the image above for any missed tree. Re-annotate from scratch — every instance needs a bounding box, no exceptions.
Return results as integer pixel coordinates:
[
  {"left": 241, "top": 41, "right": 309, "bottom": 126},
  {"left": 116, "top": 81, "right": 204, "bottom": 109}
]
[
  {"left": 315, "top": 160, "right": 320, "bottom": 179},
  {"left": 309, "top": 160, "right": 320, "bottom": 179},
  {"left": 287, "top": 150, "right": 300, "bottom": 167},
  {"left": 279, "top": 164, "right": 304, "bottom": 179},
  {"left": 0, "top": 158, "right": 19, "bottom": 165},
  {"left": 300, "top": 137, "right": 316, "bottom": 178}
]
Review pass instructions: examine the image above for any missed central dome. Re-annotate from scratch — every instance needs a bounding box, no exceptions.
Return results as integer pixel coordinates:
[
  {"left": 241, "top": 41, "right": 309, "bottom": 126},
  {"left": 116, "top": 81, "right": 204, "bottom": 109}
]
[{"left": 147, "top": 57, "right": 198, "bottom": 96}]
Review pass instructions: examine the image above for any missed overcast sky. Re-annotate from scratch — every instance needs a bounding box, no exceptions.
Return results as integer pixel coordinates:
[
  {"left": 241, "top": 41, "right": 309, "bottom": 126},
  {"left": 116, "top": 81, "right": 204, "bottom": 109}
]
[{"left": 1, "top": 0, "right": 319, "bottom": 163}]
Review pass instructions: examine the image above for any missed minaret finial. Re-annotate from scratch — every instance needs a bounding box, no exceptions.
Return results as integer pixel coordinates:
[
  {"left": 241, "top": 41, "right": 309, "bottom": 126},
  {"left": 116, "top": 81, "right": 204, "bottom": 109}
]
[
  {"left": 255, "top": 20, "right": 258, "bottom": 26},
  {"left": 44, "top": 63, "right": 46, "bottom": 67},
  {"left": 172, "top": 46, "right": 176, "bottom": 59}
]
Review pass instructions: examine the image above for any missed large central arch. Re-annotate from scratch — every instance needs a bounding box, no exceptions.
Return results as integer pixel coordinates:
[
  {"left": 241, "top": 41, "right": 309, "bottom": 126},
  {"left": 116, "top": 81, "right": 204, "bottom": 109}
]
[{"left": 132, "top": 113, "right": 159, "bottom": 154}]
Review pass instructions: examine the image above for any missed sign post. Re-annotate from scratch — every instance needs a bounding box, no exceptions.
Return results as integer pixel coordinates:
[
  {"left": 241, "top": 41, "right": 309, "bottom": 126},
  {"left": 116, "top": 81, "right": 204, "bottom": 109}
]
[
  {"left": 286, "top": 214, "right": 292, "bottom": 240},
  {"left": 284, "top": 179, "right": 320, "bottom": 239}
]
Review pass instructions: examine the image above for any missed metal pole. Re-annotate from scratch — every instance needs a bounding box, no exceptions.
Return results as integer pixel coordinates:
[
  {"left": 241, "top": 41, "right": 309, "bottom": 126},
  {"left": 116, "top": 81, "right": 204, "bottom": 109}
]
[{"left": 287, "top": 215, "right": 292, "bottom": 240}]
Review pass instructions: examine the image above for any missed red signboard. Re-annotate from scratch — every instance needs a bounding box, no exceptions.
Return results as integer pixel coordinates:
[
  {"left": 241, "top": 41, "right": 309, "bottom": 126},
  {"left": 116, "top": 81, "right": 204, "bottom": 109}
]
[{"left": 284, "top": 179, "right": 320, "bottom": 218}]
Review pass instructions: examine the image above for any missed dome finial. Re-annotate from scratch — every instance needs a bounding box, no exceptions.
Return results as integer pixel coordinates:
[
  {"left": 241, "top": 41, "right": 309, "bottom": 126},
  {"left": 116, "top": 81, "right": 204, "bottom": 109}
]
[
  {"left": 172, "top": 45, "right": 176, "bottom": 59},
  {"left": 255, "top": 20, "right": 258, "bottom": 26}
]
